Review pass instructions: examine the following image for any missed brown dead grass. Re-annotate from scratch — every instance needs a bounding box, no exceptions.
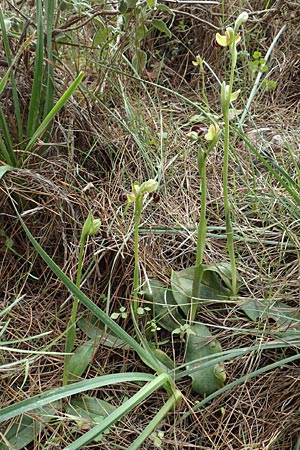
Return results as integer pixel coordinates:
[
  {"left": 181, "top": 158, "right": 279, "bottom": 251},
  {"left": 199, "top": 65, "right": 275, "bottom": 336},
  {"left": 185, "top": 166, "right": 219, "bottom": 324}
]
[{"left": 1, "top": 1, "right": 300, "bottom": 449}]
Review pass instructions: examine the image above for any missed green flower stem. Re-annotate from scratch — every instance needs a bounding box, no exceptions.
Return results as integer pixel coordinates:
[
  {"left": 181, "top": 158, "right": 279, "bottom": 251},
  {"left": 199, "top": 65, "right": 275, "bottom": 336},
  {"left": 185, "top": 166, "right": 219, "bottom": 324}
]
[
  {"left": 191, "top": 147, "right": 207, "bottom": 320},
  {"left": 133, "top": 194, "right": 143, "bottom": 313},
  {"left": 222, "top": 42, "right": 238, "bottom": 296},
  {"left": 63, "top": 231, "right": 87, "bottom": 385}
]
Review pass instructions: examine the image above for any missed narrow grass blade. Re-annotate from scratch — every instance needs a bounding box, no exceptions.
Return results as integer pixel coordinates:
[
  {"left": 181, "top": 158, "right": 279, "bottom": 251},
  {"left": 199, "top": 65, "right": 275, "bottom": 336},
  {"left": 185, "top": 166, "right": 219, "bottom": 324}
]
[
  {"left": 239, "top": 25, "right": 286, "bottom": 127},
  {"left": 128, "top": 395, "right": 176, "bottom": 450},
  {"left": 0, "top": 6, "right": 24, "bottom": 146},
  {"left": 0, "top": 373, "right": 154, "bottom": 422},
  {"left": 64, "top": 373, "right": 169, "bottom": 450},
  {"left": 23, "top": 72, "right": 84, "bottom": 157},
  {"left": 0, "top": 29, "right": 35, "bottom": 165},
  {"left": 0, "top": 110, "right": 15, "bottom": 166},
  {"left": 26, "top": 0, "right": 44, "bottom": 138},
  {"left": 241, "top": 133, "right": 300, "bottom": 208},
  {"left": 0, "top": 165, "right": 13, "bottom": 179},
  {"left": 12, "top": 200, "right": 161, "bottom": 372},
  {"left": 43, "top": 0, "right": 55, "bottom": 118}
]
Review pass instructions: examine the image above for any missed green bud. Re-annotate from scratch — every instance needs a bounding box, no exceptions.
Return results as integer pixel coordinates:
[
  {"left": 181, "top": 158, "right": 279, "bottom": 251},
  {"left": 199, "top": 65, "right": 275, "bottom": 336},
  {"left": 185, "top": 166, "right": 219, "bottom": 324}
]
[
  {"left": 140, "top": 179, "right": 158, "bottom": 194},
  {"left": 187, "top": 131, "right": 200, "bottom": 142},
  {"left": 234, "top": 12, "right": 249, "bottom": 32},
  {"left": 82, "top": 212, "right": 101, "bottom": 237},
  {"left": 221, "top": 81, "right": 230, "bottom": 113}
]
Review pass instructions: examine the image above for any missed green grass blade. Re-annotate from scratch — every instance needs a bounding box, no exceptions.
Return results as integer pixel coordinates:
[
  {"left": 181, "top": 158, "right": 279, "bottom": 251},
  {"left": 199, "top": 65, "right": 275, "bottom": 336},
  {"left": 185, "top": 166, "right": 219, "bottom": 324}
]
[
  {"left": 12, "top": 200, "right": 160, "bottom": 372},
  {"left": 179, "top": 352, "right": 300, "bottom": 421},
  {"left": 0, "top": 109, "right": 16, "bottom": 166},
  {"left": 241, "top": 133, "right": 300, "bottom": 208},
  {"left": 0, "top": 27, "right": 35, "bottom": 165},
  {"left": 128, "top": 395, "right": 176, "bottom": 450},
  {"left": 0, "top": 373, "right": 154, "bottom": 422},
  {"left": 26, "top": 0, "right": 44, "bottom": 138},
  {"left": 239, "top": 25, "right": 286, "bottom": 127},
  {"left": 43, "top": 0, "right": 55, "bottom": 118},
  {"left": 0, "top": 6, "right": 23, "bottom": 146},
  {"left": 23, "top": 72, "right": 85, "bottom": 157},
  {"left": 64, "top": 373, "right": 169, "bottom": 450}
]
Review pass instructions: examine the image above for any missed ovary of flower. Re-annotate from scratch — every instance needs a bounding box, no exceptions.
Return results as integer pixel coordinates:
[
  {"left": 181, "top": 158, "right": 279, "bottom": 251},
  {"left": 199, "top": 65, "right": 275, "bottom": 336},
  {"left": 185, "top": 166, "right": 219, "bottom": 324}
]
[{"left": 205, "top": 123, "right": 219, "bottom": 142}]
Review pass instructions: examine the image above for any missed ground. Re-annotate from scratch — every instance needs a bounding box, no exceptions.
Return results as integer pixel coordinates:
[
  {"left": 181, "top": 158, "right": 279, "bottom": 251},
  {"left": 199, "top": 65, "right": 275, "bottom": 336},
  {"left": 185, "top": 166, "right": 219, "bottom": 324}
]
[{"left": 1, "top": 1, "right": 300, "bottom": 449}]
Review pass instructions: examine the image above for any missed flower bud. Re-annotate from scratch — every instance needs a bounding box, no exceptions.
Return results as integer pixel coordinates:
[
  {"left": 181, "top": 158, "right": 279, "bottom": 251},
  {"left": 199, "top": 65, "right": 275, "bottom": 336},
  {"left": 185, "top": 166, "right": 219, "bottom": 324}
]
[
  {"left": 234, "top": 11, "right": 248, "bottom": 32},
  {"left": 140, "top": 179, "right": 158, "bottom": 194},
  {"left": 82, "top": 212, "right": 101, "bottom": 238}
]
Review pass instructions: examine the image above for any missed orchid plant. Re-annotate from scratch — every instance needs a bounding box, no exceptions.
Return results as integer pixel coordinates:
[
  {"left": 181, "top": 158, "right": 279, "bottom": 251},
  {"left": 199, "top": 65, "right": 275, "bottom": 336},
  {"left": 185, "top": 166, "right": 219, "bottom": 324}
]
[{"left": 145, "top": 13, "right": 249, "bottom": 397}]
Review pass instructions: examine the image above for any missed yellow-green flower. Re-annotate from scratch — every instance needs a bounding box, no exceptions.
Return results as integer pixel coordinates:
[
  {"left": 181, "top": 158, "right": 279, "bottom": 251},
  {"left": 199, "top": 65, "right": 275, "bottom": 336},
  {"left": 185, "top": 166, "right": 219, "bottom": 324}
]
[
  {"left": 205, "top": 123, "right": 219, "bottom": 142},
  {"left": 216, "top": 27, "right": 241, "bottom": 47},
  {"left": 127, "top": 179, "right": 158, "bottom": 203},
  {"left": 192, "top": 55, "right": 203, "bottom": 67}
]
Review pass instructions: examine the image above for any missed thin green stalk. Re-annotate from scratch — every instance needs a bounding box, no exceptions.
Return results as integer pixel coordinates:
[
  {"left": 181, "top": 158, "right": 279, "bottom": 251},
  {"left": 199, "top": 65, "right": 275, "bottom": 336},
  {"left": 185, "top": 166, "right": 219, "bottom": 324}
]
[
  {"left": 133, "top": 195, "right": 143, "bottom": 311},
  {"left": 191, "top": 147, "right": 207, "bottom": 320},
  {"left": 222, "top": 42, "right": 238, "bottom": 295},
  {"left": 223, "top": 109, "right": 237, "bottom": 295},
  {"left": 128, "top": 394, "right": 179, "bottom": 450},
  {"left": 63, "top": 232, "right": 87, "bottom": 385}
]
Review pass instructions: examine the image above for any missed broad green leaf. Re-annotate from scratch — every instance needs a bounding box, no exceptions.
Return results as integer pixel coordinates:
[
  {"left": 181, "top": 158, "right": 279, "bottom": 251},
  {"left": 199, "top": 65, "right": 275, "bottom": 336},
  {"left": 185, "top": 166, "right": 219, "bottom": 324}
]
[
  {"left": 144, "top": 278, "right": 184, "bottom": 332},
  {"left": 240, "top": 299, "right": 300, "bottom": 332},
  {"left": 78, "top": 316, "right": 130, "bottom": 349},
  {"left": 151, "top": 19, "right": 171, "bottom": 37},
  {"left": 171, "top": 263, "right": 233, "bottom": 316},
  {"left": 132, "top": 49, "right": 147, "bottom": 74},
  {"left": 67, "top": 396, "right": 116, "bottom": 442},
  {"left": 68, "top": 339, "right": 97, "bottom": 382},
  {"left": 127, "top": 0, "right": 138, "bottom": 8},
  {"left": 0, "top": 165, "right": 13, "bottom": 179},
  {"left": 185, "top": 323, "right": 226, "bottom": 397},
  {"left": 93, "top": 18, "right": 108, "bottom": 45},
  {"left": 146, "top": 0, "right": 156, "bottom": 8},
  {"left": 119, "top": 0, "right": 128, "bottom": 13},
  {"left": 0, "top": 405, "right": 58, "bottom": 450},
  {"left": 70, "top": 395, "right": 115, "bottom": 417},
  {"left": 156, "top": 3, "right": 174, "bottom": 15},
  {"left": 171, "top": 267, "right": 194, "bottom": 316}
]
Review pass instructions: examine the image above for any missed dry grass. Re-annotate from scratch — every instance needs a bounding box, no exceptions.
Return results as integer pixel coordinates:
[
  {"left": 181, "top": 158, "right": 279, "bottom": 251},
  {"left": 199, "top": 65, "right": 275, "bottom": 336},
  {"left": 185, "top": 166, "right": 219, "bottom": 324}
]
[{"left": 1, "top": 1, "right": 300, "bottom": 449}]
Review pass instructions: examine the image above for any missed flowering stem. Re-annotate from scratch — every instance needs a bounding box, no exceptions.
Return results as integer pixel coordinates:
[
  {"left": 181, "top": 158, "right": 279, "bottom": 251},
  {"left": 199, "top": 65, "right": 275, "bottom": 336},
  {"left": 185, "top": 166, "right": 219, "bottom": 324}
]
[
  {"left": 191, "top": 147, "right": 207, "bottom": 320},
  {"left": 222, "top": 44, "right": 238, "bottom": 295},
  {"left": 133, "top": 195, "right": 143, "bottom": 314},
  {"left": 63, "top": 232, "right": 86, "bottom": 385}
]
